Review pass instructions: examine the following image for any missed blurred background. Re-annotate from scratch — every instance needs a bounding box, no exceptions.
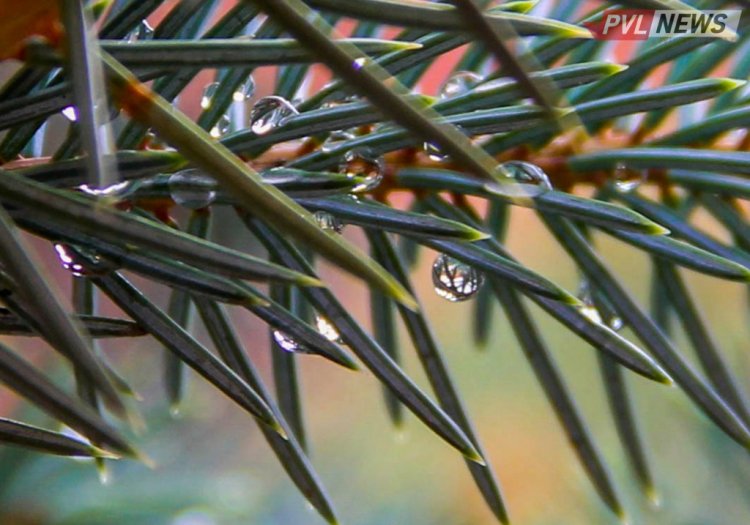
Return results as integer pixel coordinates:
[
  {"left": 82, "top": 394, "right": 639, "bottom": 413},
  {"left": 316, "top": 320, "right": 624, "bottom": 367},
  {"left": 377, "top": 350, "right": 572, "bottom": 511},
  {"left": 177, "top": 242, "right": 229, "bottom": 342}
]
[{"left": 0, "top": 1, "right": 749, "bottom": 524}]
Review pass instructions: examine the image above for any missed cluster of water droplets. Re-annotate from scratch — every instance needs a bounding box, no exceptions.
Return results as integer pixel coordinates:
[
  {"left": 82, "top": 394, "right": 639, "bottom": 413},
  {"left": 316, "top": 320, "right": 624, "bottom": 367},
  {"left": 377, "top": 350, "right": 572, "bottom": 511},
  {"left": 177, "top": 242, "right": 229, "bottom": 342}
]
[
  {"left": 199, "top": 75, "right": 256, "bottom": 139},
  {"left": 168, "top": 168, "right": 217, "bottom": 209},
  {"left": 271, "top": 211, "right": 347, "bottom": 352},
  {"left": 432, "top": 253, "right": 484, "bottom": 302}
]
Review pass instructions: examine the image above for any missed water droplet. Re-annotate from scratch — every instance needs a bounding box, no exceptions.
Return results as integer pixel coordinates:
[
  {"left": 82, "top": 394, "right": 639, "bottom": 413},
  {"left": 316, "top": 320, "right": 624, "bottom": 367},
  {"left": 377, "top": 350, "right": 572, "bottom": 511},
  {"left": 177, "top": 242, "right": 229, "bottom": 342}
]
[
  {"left": 321, "top": 129, "right": 356, "bottom": 152},
  {"left": 97, "top": 462, "right": 112, "bottom": 485},
  {"left": 612, "top": 162, "right": 645, "bottom": 193},
  {"left": 233, "top": 75, "right": 256, "bottom": 102},
  {"left": 352, "top": 57, "right": 367, "bottom": 71},
  {"left": 313, "top": 211, "right": 343, "bottom": 233},
  {"left": 168, "top": 169, "right": 217, "bottom": 209},
  {"left": 62, "top": 106, "right": 78, "bottom": 122},
  {"left": 423, "top": 141, "right": 448, "bottom": 162},
  {"left": 439, "top": 71, "right": 482, "bottom": 99},
  {"left": 209, "top": 114, "right": 231, "bottom": 139},
  {"left": 578, "top": 279, "right": 622, "bottom": 329},
  {"left": 126, "top": 20, "right": 154, "bottom": 43},
  {"left": 315, "top": 315, "right": 341, "bottom": 343},
  {"left": 499, "top": 161, "right": 552, "bottom": 190},
  {"left": 423, "top": 126, "right": 467, "bottom": 162},
  {"left": 340, "top": 148, "right": 385, "bottom": 193},
  {"left": 432, "top": 253, "right": 484, "bottom": 302},
  {"left": 200, "top": 82, "right": 220, "bottom": 110},
  {"left": 145, "top": 129, "right": 169, "bottom": 150},
  {"left": 250, "top": 96, "right": 298, "bottom": 135},
  {"left": 608, "top": 315, "right": 624, "bottom": 331},
  {"left": 171, "top": 510, "right": 217, "bottom": 525},
  {"left": 577, "top": 279, "right": 601, "bottom": 323},
  {"left": 78, "top": 180, "right": 131, "bottom": 198},
  {"left": 273, "top": 330, "right": 310, "bottom": 354},
  {"left": 54, "top": 244, "right": 98, "bottom": 277}
]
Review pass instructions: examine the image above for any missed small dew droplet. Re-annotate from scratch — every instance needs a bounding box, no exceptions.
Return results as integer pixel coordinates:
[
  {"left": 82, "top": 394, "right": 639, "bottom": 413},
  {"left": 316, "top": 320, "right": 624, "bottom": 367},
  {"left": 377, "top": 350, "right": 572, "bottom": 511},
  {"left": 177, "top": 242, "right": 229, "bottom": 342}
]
[
  {"left": 126, "top": 20, "right": 154, "bottom": 43},
  {"left": 250, "top": 96, "right": 298, "bottom": 135},
  {"left": 200, "top": 82, "right": 220, "bottom": 110},
  {"left": 609, "top": 315, "right": 624, "bottom": 332},
  {"left": 168, "top": 169, "right": 217, "bottom": 209},
  {"left": 352, "top": 57, "right": 367, "bottom": 71},
  {"left": 612, "top": 162, "right": 645, "bottom": 193},
  {"left": 97, "top": 463, "right": 112, "bottom": 485},
  {"left": 313, "top": 211, "right": 344, "bottom": 233},
  {"left": 340, "top": 148, "right": 385, "bottom": 193},
  {"left": 315, "top": 314, "right": 342, "bottom": 343},
  {"left": 209, "top": 114, "right": 231, "bottom": 139},
  {"left": 439, "top": 71, "right": 482, "bottom": 99},
  {"left": 273, "top": 330, "right": 309, "bottom": 354},
  {"left": 321, "top": 129, "right": 356, "bottom": 152},
  {"left": 432, "top": 253, "right": 484, "bottom": 302},
  {"left": 499, "top": 161, "right": 553, "bottom": 190},
  {"left": 233, "top": 75, "right": 256, "bottom": 102},
  {"left": 78, "top": 180, "right": 131, "bottom": 199},
  {"left": 423, "top": 141, "right": 448, "bottom": 162},
  {"left": 54, "top": 244, "right": 97, "bottom": 277},
  {"left": 62, "top": 106, "right": 78, "bottom": 122},
  {"left": 577, "top": 279, "right": 603, "bottom": 324}
]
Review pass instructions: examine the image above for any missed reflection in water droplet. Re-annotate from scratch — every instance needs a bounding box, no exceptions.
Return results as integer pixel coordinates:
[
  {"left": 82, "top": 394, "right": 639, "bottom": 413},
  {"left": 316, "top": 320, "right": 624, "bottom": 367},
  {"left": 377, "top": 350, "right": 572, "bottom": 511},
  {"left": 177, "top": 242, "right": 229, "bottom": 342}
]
[
  {"left": 313, "top": 211, "right": 344, "bottom": 233},
  {"left": 210, "top": 114, "right": 231, "bottom": 138},
  {"left": 439, "top": 71, "right": 482, "bottom": 99},
  {"left": 233, "top": 75, "right": 256, "bottom": 102},
  {"left": 315, "top": 315, "right": 342, "bottom": 343},
  {"left": 62, "top": 106, "right": 78, "bottom": 122},
  {"left": 273, "top": 330, "right": 309, "bottom": 354},
  {"left": 126, "top": 20, "right": 154, "bottom": 43},
  {"left": 612, "top": 162, "right": 645, "bottom": 193},
  {"left": 499, "top": 161, "right": 553, "bottom": 190},
  {"left": 340, "top": 148, "right": 384, "bottom": 193},
  {"left": 250, "top": 96, "right": 298, "bottom": 135},
  {"left": 352, "top": 57, "right": 367, "bottom": 71},
  {"left": 432, "top": 253, "right": 484, "bottom": 302},
  {"left": 201, "top": 82, "right": 220, "bottom": 110},
  {"left": 168, "top": 169, "right": 217, "bottom": 209}
]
